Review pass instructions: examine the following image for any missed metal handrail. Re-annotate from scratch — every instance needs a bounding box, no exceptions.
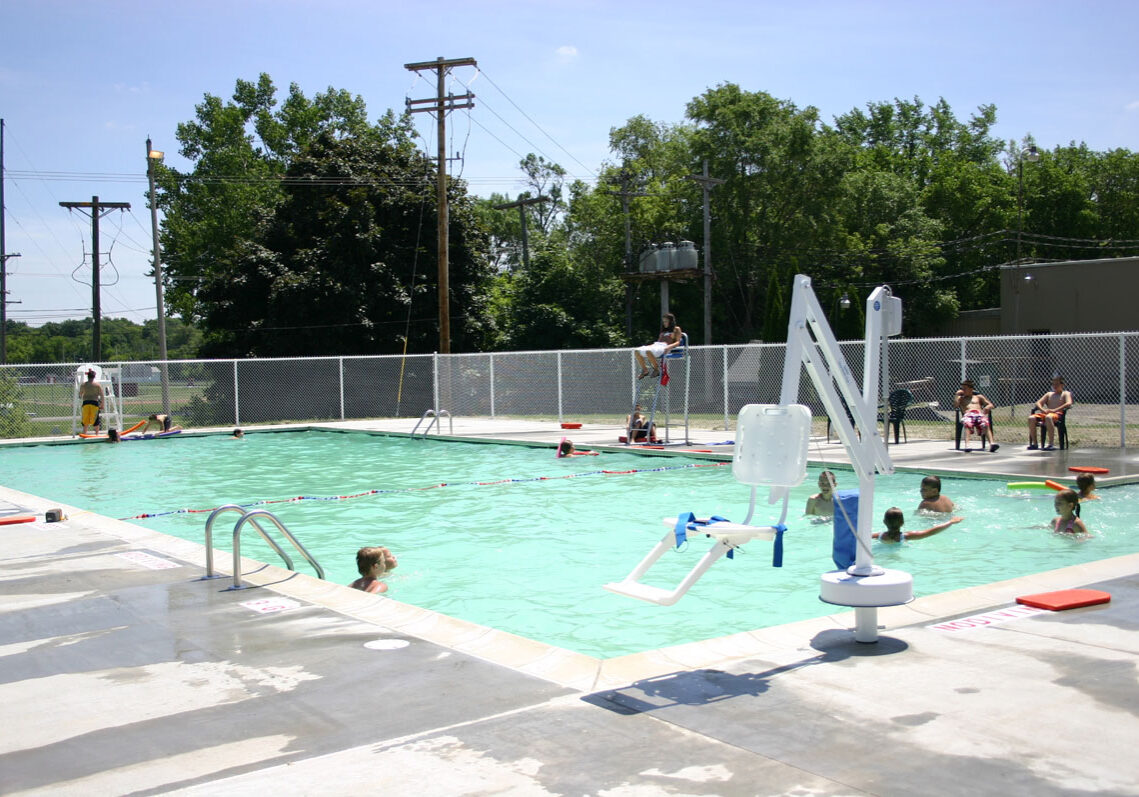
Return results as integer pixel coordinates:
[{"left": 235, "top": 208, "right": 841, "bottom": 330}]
[
  {"left": 411, "top": 408, "right": 453, "bottom": 438},
  {"left": 229, "top": 509, "right": 325, "bottom": 590},
  {"left": 203, "top": 504, "right": 294, "bottom": 579}
]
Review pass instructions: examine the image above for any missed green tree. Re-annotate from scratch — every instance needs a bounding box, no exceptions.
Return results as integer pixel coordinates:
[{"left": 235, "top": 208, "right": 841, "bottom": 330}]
[
  {"left": 199, "top": 131, "right": 492, "bottom": 356},
  {"left": 157, "top": 74, "right": 375, "bottom": 323}
]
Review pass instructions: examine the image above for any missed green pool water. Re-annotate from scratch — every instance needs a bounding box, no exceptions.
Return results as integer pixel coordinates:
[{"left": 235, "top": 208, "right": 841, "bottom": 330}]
[{"left": 1, "top": 429, "right": 1134, "bottom": 658}]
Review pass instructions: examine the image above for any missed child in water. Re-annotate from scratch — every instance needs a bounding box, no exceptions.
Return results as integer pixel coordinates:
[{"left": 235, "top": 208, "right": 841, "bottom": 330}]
[
  {"left": 873, "top": 507, "right": 962, "bottom": 543},
  {"left": 1075, "top": 473, "right": 1099, "bottom": 501},
  {"left": 917, "top": 475, "right": 955, "bottom": 513},
  {"left": 350, "top": 546, "right": 398, "bottom": 594},
  {"left": 805, "top": 470, "right": 837, "bottom": 516},
  {"left": 1052, "top": 489, "right": 1089, "bottom": 536},
  {"left": 557, "top": 439, "right": 597, "bottom": 457}
]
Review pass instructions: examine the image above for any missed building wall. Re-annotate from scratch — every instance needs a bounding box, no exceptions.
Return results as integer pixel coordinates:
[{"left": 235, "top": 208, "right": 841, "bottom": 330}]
[{"left": 999, "top": 256, "right": 1139, "bottom": 335}]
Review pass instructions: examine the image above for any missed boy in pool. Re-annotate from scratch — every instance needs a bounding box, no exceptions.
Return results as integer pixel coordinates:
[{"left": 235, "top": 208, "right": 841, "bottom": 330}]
[
  {"left": 873, "top": 507, "right": 962, "bottom": 543},
  {"left": 557, "top": 439, "right": 597, "bottom": 457},
  {"left": 1075, "top": 472, "right": 1099, "bottom": 501},
  {"left": 917, "top": 475, "right": 955, "bottom": 513},
  {"left": 1052, "top": 489, "right": 1089, "bottom": 536},
  {"left": 350, "top": 546, "right": 398, "bottom": 594},
  {"left": 805, "top": 470, "right": 837, "bottom": 516}
]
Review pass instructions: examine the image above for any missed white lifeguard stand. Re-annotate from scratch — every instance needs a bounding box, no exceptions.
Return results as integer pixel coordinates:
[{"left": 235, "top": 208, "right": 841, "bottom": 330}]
[
  {"left": 71, "top": 364, "right": 123, "bottom": 436},
  {"left": 605, "top": 274, "right": 912, "bottom": 643}
]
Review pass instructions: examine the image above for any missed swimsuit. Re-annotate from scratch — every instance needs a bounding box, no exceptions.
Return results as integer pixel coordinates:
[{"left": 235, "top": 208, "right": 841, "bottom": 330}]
[
  {"left": 81, "top": 400, "right": 100, "bottom": 426},
  {"left": 962, "top": 409, "right": 989, "bottom": 429},
  {"left": 1054, "top": 516, "right": 1078, "bottom": 534}
]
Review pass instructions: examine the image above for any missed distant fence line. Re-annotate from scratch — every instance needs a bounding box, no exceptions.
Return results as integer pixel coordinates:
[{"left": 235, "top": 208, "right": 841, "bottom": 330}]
[{"left": 2, "top": 331, "right": 1137, "bottom": 447}]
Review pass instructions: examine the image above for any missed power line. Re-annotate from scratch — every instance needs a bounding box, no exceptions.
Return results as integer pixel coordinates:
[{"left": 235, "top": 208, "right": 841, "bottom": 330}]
[{"left": 475, "top": 68, "right": 598, "bottom": 178}]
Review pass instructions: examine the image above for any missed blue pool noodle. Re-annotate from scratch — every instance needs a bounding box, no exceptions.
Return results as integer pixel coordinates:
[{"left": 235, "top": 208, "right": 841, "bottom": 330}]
[{"left": 832, "top": 489, "right": 859, "bottom": 570}]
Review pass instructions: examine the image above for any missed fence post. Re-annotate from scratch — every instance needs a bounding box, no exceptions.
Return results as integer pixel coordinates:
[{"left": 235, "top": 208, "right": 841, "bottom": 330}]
[
  {"left": 232, "top": 360, "right": 240, "bottom": 426},
  {"left": 722, "top": 345, "right": 729, "bottom": 431},
  {"left": 489, "top": 353, "right": 496, "bottom": 419},
  {"left": 338, "top": 357, "right": 345, "bottom": 420},
  {"left": 556, "top": 351, "right": 563, "bottom": 424},
  {"left": 1120, "top": 334, "right": 1127, "bottom": 449},
  {"left": 432, "top": 353, "right": 439, "bottom": 414}
]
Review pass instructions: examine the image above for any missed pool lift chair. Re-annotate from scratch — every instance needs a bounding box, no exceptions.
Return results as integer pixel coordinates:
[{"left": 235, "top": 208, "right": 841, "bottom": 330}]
[
  {"left": 625, "top": 333, "right": 690, "bottom": 446},
  {"left": 605, "top": 275, "right": 913, "bottom": 643}
]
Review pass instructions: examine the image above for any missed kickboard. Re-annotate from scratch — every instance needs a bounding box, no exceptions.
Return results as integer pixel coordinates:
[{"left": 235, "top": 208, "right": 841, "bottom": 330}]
[{"left": 1015, "top": 588, "right": 1111, "bottom": 611}]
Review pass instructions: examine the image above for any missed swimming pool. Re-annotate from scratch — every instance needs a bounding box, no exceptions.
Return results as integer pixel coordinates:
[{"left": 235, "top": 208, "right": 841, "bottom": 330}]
[{"left": 2, "top": 430, "right": 1136, "bottom": 658}]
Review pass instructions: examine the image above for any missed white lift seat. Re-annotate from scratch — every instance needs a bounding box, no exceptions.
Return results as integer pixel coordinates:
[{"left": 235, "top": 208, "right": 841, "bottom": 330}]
[{"left": 604, "top": 404, "right": 810, "bottom": 606}]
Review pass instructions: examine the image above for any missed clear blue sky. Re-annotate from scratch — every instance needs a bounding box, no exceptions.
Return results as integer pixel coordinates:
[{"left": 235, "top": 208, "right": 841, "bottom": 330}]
[{"left": 2, "top": 0, "right": 1137, "bottom": 328}]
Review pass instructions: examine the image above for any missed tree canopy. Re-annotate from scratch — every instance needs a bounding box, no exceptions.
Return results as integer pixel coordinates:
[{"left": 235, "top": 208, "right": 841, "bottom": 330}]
[{"left": 122, "top": 76, "right": 1137, "bottom": 361}]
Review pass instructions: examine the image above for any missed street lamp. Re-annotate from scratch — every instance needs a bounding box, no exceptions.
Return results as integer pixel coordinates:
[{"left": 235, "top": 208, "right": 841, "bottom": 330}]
[
  {"left": 1016, "top": 145, "right": 1040, "bottom": 264},
  {"left": 146, "top": 138, "right": 171, "bottom": 414}
]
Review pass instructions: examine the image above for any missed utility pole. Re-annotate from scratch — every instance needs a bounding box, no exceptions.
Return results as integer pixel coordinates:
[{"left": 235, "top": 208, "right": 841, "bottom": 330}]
[
  {"left": 404, "top": 56, "right": 476, "bottom": 354},
  {"left": 684, "top": 159, "right": 724, "bottom": 346},
  {"left": 147, "top": 138, "right": 171, "bottom": 413},
  {"left": 0, "top": 118, "right": 20, "bottom": 365},
  {"left": 604, "top": 169, "right": 648, "bottom": 337},
  {"left": 59, "top": 196, "right": 130, "bottom": 361},
  {"left": 492, "top": 195, "right": 550, "bottom": 271}
]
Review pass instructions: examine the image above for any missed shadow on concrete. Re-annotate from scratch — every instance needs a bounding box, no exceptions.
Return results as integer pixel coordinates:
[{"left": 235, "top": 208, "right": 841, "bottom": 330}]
[{"left": 584, "top": 630, "right": 908, "bottom": 715}]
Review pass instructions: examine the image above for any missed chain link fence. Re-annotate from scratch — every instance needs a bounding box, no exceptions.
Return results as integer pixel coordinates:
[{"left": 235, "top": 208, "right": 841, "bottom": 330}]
[{"left": 3, "top": 332, "right": 1137, "bottom": 447}]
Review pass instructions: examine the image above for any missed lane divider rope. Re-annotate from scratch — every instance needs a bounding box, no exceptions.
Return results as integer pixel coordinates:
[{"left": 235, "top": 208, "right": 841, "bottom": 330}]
[{"left": 121, "top": 461, "right": 731, "bottom": 520}]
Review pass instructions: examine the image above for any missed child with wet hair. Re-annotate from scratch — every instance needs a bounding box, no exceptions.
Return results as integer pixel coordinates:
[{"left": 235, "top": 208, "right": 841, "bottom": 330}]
[
  {"left": 917, "top": 475, "right": 955, "bottom": 513},
  {"left": 1052, "top": 490, "right": 1089, "bottom": 536},
  {"left": 873, "top": 507, "right": 962, "bottom": 543},
  {"left": 350, "top": 546, "right": 398, "bottom": 594},
  {"left": 1075, "top": 473, "right": 1100, "bottom": 501},
  {"left": 805, "top": 470, "right": 837, "bottom": 516}
]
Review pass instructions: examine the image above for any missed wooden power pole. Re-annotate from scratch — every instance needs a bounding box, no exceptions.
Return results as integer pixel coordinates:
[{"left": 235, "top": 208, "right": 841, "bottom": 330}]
[
  {"left": 492, "top": 195, "right": 550, "bottom": 271},
  {"left": 59, "top": 196, "right": 130, "bottom": 361},
  {"left": 685, "top": 159, "right": 724, "bottom": 346},
  {"left": 404, "top": 56, "right": 476, "bottom": 354},
  {"left": 603, "top": 169, "right": 648, "bottom": 337}
]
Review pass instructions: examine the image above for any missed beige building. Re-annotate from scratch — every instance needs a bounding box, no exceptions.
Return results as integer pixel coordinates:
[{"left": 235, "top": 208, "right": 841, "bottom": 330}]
[{"left": 942, "top": 256, "right": 1139, "bottom": 337}]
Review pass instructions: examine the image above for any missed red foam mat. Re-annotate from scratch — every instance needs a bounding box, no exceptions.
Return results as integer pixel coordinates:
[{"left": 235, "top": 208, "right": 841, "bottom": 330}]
[{"left": 1015, "top": 589, "right": 1111, "bottom": 611}]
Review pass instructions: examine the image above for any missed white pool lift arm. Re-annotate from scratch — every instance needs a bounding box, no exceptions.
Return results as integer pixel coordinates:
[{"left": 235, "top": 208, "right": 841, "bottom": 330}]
[{"left": 605, "top": 274, "right": 905, "bottom": 616}]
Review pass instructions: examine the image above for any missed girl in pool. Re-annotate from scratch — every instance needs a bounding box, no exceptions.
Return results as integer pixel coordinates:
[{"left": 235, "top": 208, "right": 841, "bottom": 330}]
[
  {"left": 873, "top": 507, "right": 962, "bottom": 543},
  {"left": 805, "top": 470, "right": 837, "bottom": 516},
  {"left": 1052, "top": 489, "right": 1089, "bottom": 536},
  {"left": 1075, "top": 473, "right": 1099, "bottom": 501},
  {"left": 350, "top": 546, "right": 398, "bottom": 594}
]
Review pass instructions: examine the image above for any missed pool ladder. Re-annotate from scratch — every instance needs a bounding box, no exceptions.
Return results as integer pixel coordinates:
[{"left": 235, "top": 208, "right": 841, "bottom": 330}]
[
  {"left": 411, "top": 408, "right": 453, "bottom": 438},
  {"left": 201, "top": 504, "right": 325, "bottom": 590}
]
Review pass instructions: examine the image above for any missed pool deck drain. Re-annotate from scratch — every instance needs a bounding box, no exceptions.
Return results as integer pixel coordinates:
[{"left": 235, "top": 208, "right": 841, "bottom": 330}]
[{"left": 2, "top": 420, "right": 1138, "bottom": 794}]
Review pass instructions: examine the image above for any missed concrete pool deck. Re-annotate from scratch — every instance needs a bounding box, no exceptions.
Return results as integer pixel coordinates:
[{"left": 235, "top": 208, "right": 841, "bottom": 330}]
[{"left": 2, "top": 420, "right": 1138, "bottom": 794}]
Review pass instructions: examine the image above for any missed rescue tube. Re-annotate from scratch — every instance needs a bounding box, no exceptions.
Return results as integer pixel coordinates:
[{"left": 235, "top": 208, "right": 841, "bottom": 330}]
[
  {"left": 1069, "top": 466, "right": 1109, "bottom": 475},
  {"left": 561, "top": 422, "right": 582, "bottom": 429},
  {"left": 0, "top": 514, "right": 36, "bottom": 526},
  {"left": 78, "top": 419, "right": 147, "bottom": 439},
  {"left": 1007, "top": 481, "right": 1053, "bottom": 490},
  {"left": 1044, "top": 480, "right": 1066, "bottom": 491}
]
